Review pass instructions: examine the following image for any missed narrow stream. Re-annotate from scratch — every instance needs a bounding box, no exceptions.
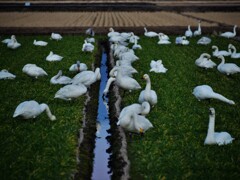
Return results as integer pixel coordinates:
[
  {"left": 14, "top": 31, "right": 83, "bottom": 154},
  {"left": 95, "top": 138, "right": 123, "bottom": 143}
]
[{"left": 91, "top": 48, "right": 111, "bottom": 180}]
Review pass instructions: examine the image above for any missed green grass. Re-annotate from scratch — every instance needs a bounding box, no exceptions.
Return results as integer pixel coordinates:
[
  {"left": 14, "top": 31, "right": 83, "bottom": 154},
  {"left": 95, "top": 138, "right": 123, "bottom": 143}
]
[
  {"left": 121, "top": 35, "right": 240, "bottom": 179},
  {"left": 0, "top": 35, "right": 99, "bottom": 179}
]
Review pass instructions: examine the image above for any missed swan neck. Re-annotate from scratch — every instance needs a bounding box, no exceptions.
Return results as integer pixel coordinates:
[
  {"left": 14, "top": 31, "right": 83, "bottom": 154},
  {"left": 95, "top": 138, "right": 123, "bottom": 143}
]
[
  {"left": 40, "top": 104, "right": 55, "bottom": 120},
  {"left": 145, "top": 78, "right": 151, "bottom": 91},
  {"left": 103, "top": 77, "right": 116, "bottom": 95},
  {"left": 207, "top": 114, "right": 215, "bottom": 137},
  {"left": 220, "top": 56, "right": 225, "bottom": 64},
  {"left": 211, "top": 92, "right": 232, "bottom": 104}
]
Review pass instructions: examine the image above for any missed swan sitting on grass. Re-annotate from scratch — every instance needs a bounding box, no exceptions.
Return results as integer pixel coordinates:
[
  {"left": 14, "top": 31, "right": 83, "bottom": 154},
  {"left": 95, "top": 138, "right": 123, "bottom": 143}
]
[
  {"left": 212, "top": 45, "right": 231, "bottom": 57},
  {"left": 7, "top": 35, "right": 21, "bottom": 49},
  {"left": 2, "top": 35, "right": 15, "bottom": 44},
  {"left": 220, "top": 25, "right": 237, "bottom": 38},
  {"left": 22, "top": 64, "right": 48, "bottom": 78},
  {"left": 82, "top": 40, "right": 94, "bottom": 52},
  {"left": 150, "top": 60, "right": 168, "bottom": 73},
  {"left": 13, "top": 100, "right": 56, "bottom": 121},
  {"left": 144, "top": 27, "right": 158, "bottom": 38},
  {"left": 195, "top": 53, "right": 216, "bottom": 69},
  {"left": 217, "top": 55, "right": 240, "bottom": 75},
  {"left": 33, "top": 40, "right": 48, "bottom": 46},
  {"left": 228, "top": 44, "right": 240, "bottom": 59},
  {"left": 197, "top": 36, "right": 211, "bottom": 45},
  {"left": 50, "top": 33, "right": 62, "bottom": 40},
  {"left": 50, "top": 70, "right": 71, "bottom": 85},
  {"left": 158, "top": 33, "right": 171, "bottom": 44},
  {"left": 0, "top": 69, "right": 16, "bottom": 79},
  {"left": 69, "top": 61, "right": 88, "bottom": 72},
  {"left": 204, "top": 107, "right": 234, "bottom": 145},
  {"left": 46, "top": 51, "right": 63, "bottom": 61}
]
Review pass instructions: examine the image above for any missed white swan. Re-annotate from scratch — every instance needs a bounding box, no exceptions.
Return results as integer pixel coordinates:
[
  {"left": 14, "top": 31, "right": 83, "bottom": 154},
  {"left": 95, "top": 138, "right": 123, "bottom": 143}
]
[
  {"left": 220, "top": 25, "right": 237, "bottom": 38},
  {"left": 193, "top": 20, "right": 201, "bottom": 36},
  {"left": 144, "top": 27, "right": 158, "bottom": 38},
  {"left": 85, "top": 37, "right": 95, "bottom": 43},
  {"left": 212, "top": 45, "right": 231, "bottom": 57},
  {"left": 0, "top": 69, "right": 16, "bottom": 79},
  {"left": 108, "top": 27, "right": 120, "bottom": 37},
  {"left": 132, "top": 38, "right": 142, "bottom": 50},
  {"left": 185, "top": 25, "right": 193, "bottom": 38},
  {"left": 192, "top": 85, "right": 235, "bottom": 105},
  {"left": 54, "top": 84, "right": 87, "bottom": 101},
  {"left": 22, "top": 64, "right": 48, "bottom": 78},
  {"left": 50, "top": 70, "right": 71, "bottom": 85},
  {"left": 195, "top": 53, "right": 216, "bottom": 69},
  {"left": 158, "top": 33, "right": 171, "bottom": 44},
  {"left": 13, "top": 100, "right": 56, "bottom": 120},
  {"left": 139, "top": 74, "right": 158, "bottom": 106},
  {"left": 204, "top": 107, "right": 234, "bottom": 145},
  {"left": 229, "top": 44, "right": 240, "bottom": 59},
  {"left": 82, "top": 40, "right": 94, "bottom": 52},
  {"left": 85, "top": 27, "right": 95, "bottom": 36},
  {"left": 7, "top": 35, "right": 21, "bottom": 49},
  {"left": 2, "top": 35, "right": 15, "bottom": 44},
  {"left": 50, "top": 33, "right": 62, "bottom": 40},
  {"left": 46, "top": 51, "right": 63, "bottom": 62},
  {"left": 33, "top": 40, "right": 48, "bottom": 46},
  {"left": 181, "top": 36, "right": 189, "bottom": 45},
  {"left": 69, "top": 61, "right": 88, "bottom": 72},
  {"left": 129, "top": 32, "right": 140, "bottom": 43},
  {"left": 197, "top": 36, "right": 211, "bottom": 45},
  {"left": 149, "top": 60, "right": 168, "bottom": 73},
  {"left": 71, "top": 68, "right": 101, "bottom": 87},
  {"left": 217, "top": 55, "right": 240, "bottom": 75}
]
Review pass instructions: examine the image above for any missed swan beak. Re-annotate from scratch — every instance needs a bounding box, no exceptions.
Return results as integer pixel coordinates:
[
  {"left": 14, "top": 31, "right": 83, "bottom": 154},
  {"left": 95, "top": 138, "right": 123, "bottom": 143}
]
[{"left": 139, "top": 128, "right": 144, "bottom": 133}]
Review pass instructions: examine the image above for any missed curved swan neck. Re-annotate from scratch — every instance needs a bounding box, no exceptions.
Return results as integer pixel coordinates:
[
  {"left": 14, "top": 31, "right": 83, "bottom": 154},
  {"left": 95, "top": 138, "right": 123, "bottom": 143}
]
[
  {"left": 218, "top": 56, "right": 225, "bottom": 64},
  {"left": 211, "top": 92, "right": 232, "bottom": 104},
  {"left": 231, "top": 45, "right": 237, "bottom": 54},
  {"left": 207, "top": 112, "right": 215, "bottom": 138},
  {"left": 233, "top": 25, "right": 237, "bottom": 34},
  {"left": 201, "top": 53, "right": 210, "bottom": 59},
  {"left": 40, "top": 104, "right": 56, "bottom": 121},
  {"left": 144, "top": 27, "right": 147, "bottom": 32},
  {"left": 103, "top": 77, "right": 116, "bottom": 95},
  {"left": 145, "top": 77, "right": 151, "bottom": 90}
]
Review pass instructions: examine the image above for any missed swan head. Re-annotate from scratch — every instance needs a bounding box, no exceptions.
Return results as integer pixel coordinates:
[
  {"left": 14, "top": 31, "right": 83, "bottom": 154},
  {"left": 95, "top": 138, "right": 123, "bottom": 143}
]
[
  {"left": 50, "top": 115, "right": 57, "bottom": 121},
  {"left": 212, "top": 45, "right": 217, "bottom": 50},
  {"left": 157, "top": 60, "right": 162, "bottom": 64},
  {"left": 217, "top": 55, "right": 224, "bottom": 60},
  {"left": 209, "top": 107, "right": 215, "bottom": 116},
  {"left": 109, "top": 27, "right": 113, "bottom": 32},
  {"left": 228, "top": 100, "right": 235, "bottom": 105},
  {"left": 142, "top": 74, "right": 150, "bottom": 80},
  {"left": 49, "top": 51, "right": 53, "bottom": 55}
]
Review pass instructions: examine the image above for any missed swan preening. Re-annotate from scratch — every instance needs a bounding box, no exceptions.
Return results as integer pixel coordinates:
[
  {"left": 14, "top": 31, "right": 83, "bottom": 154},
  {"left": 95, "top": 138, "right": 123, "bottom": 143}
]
[
  {"left": 229, "top": 44, "right": 240, "bottom": 59},
  {"left": 46, "top": 51, "right": 63, "bottom": 62},
  {"left": 220, "top": 25, "right": 237, "bottom": 38},
  {"left": 150, "top": 60, "right": 168, "bottom": 73},
  {"left": 185, "top": 25, "right": 193, "bottom": 38},
  {"left": 158, "top": 33, "right": 171, "bottom": 44},
  {"left": 192, "top": 85, "right": 235, "bottom": 105},
  {"left": 195, "top": 53, "right": 216, "bottom": 69},
  {"left": 0, "top": 69, "right": 16, "bottom": 79},
  {"left": 7, "top": 35, "right": 21, "bottom": 49},
  {"left": 212, "top": 45, "right": 231, "bottom": 57},
  {"left": 22, "top": 64, "right": 48, "bottom": 78},
  {"left": 13, "top": 100, "right": 56, "bottom": 121},
  {"left": 33, "top": 40, "right": 48, "bottom": 46},
  {"left": 204, "top": 107, "right": 234, "bottom": 145},
  {"left": 69, "top": 61, "right": 88, "bottom": 72},
  {"left": 139, "top": 74, "right": 158, "bottom": 106},
  {"left": 217, "top": 55, "right": 240, "bottom": 75},
  {"left": 50, "top": 33, "right": 62, "bottom": 41},
  {"left": 50, "top": 70, "right": 71, "bottom": 85}
]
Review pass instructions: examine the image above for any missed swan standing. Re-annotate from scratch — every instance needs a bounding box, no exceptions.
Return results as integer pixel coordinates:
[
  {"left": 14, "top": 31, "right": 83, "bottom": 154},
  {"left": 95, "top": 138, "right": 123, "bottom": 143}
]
[
  {"left": 220, "top": 25, "right": 237, "bottom": 38},
  {"left": 192, "top": 85, "right": 235, "bottom": 105},
  {"left": 46, "top": 51, "right": 63, "bottom": 62},
  {"left": 139, "top": 74, "right": 158, "bottom": 106},
  {"left": 204, "top": 107, "right": 234, "bottom": 145},
  {"left": 50, "top": 33, "right": 62, "bottom": 40},
  {"left": 22, "top": 64, "right": 48, "bottom": 78},
  {"left": 0, "top": 69, "right": 16, "bottom": 79},
  {"left": 33, "top": 40, "right": 48, "bottom": 46},
  {"left": 195, "top": 53, "right": 216, "bottom": 69},
  {"left": 13, "top": 100, "right": 56, "bottom": 120},
  {"left": 69, "top": 61, "right": 88, "bottom": 72},
  {"left": 217, "top": 55, "right": 240, "bottom": 75},
  {"left": 50, "top": 70, "right": 71, "bottom": 85},
  {"left": 193, "top": 20, "right": 201, "bottom": 36},
  {"left": 212, "top": 45, "right": 231, "bottom": 57},
  {"left": 185, "top": 25, "right": 193, "bottom": 38}
]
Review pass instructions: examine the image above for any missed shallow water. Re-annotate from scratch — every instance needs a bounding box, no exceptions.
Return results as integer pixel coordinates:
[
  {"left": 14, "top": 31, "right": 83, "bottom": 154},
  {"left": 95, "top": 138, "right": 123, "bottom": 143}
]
[{"left": 91, "top": 51, "right": 111, "bottom": 180}]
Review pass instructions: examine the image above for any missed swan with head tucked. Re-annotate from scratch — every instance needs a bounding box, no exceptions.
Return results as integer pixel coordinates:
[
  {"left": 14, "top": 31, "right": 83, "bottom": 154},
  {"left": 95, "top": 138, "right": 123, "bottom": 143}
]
[
  {"left": 54, "top": 84, "right": 87, "bottom": 101},
  {"left": 220, "top": 25, "right": 237, "bottom": 38},
  {"left": 50, "top": 33, "right": 62, "bottom": 40},
  {"left": 228, "top": 44, "right": 240, "bottom": 59},
  {"left": 46, "top": 51, "right": 63, "bottom": 61},
  {"left": 2, "top": 35, "right": 15, "bottom": 44},
  {"left": 185, "top": 25, "right": 193, "bottom": 38},
  {"left": 50, "top": 70, "right": 71, "bottom": 85},
  {"left": 82, "top": 40, "right": 94, "bottom": 52},
  {"left": 217, "top": 55, "right": 240, "bottom": 75},
  {"left": 158, "top": 33, "right": 171, "bottom": 44},
  {"left": 195, "top": 53, "right": 216, "bottom": 69},
  {"left": 71, "top": 68, "right": 101, "bottom": 87},
  {"left": 7, "top": 35, "right": 21, "bottom": 49},
  {"left": 212, "top": 45, "right": 231, "bottom": 57},
  {"left": 144, "top": 27, "right": 158, "bottom": 38},
  {"left": 150, "top": 60, "right": 168, "bottom": 73},
  {"left": 197, "top": 36, "right": 211, "bottom": 45},
  {"left": 139, "top": 74, "right": 158, "bottom": 106},
  {"left": 33, "top": 40, "right": 48, "bottom": 46},
  {"left": 13, "top": 100, "right": 56, "bottom": 121},
  {"left": 22, "top": 64, "right": 48, "bottom": 78},
  {"left": 69, "top": 61, "right": 88, "bottom": 73},
  {"left": 204, "top": 107, "right": 234, "bottom": 145},
  {"left": 0, "top": 69, "right": 16, "bottom": 79},
  {"left": 192, "top": 85, "right": 235, "bottom": 105},
  {"left": 194, "top": 20, "right": 201, "bottom": 36}
]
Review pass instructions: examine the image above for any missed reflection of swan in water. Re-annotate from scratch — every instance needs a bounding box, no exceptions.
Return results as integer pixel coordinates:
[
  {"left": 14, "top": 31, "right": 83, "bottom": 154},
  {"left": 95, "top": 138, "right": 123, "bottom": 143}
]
[{"left": 96, "top": 121, "right": 101, "bottom": 138}]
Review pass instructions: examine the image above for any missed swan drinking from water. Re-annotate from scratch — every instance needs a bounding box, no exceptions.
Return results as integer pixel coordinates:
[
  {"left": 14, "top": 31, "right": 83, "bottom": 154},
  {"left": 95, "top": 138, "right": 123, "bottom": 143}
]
[
  {"left": 195, "top": 53, "right": 216, "bottom": 69},
  {"left": 50, "top": 70, "right": 71, "bottom": 85},
  {"left": 204, "top": 107, "right": 234, "bottom": 145},
  {"left": 33, "top": 40, "right": 48, "bottom": 46},
  {"left": 192, "top": 85, "right": 235, "bottom": 105},
  {"left": 46, "top": 51, "right": 63, "bottom": 61},
  {"left": 13, "top": 100, "right": 56, "bottom": 120},
  {"left": 217, "top": 55, "right": 240, "bottom": 75},
  {"left": 50, "top": 33, "right": 62, "bottom": 40},
  {"left": 22, "top": 64, "right": 48, "bottom": 78},
  {"left": 0, "top": 69, "right": 16, "bottom": 79},
  {"left": 220, "top": 25, "right": 237, "bottom": 38}
]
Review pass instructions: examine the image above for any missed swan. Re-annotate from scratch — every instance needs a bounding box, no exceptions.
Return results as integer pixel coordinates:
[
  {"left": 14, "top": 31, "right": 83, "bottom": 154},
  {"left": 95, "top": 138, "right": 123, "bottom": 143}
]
[
  {"left": 50, "top": 33, "right": 62, "bottom": 40},
  {"left": 108, "top": 27, "right": 120, "bottom": 37},
  {"left": 33, "top": 40, "right": 48, "bottom": 46},
  {"left": 181, "top": 36, "right": 189, "bottom": 45},
  {"left": 50, "top": 70, "right": 71, "bottom": 85},
  {"left": 85, "top": 27, "right": 95, "bottom": 36},
  {"left": 158, "top": 33, "right": 169, "bottom": 40},
  {"left": 220, "top": 25, "right": 237, "bottom": 38},
  {"left": 2, "top": 35, "right": 15, "bottom": 44},
  {"left": 69, "top": 60, "right": 88, "bottom": 72},
  {"left": 85, "top": 37, "right": 95, "bottom": 43},
  {"left": 192, "top": 85, "right": 235, "bottom": 105},
  {"left": 217, "top": 55, "right": 240, "bottom": 75},
  {"left": 195, "top": 53, "right": 216, "bottom": 69},
  {"left": 13, "top": 100, "right": 56, "bottom": 120},
  {"left": 119, "top": 51, "right": 139, "bottom": 62},
  {"left": 54, "top": 84, "right": 87, "bottom": 101},
  {"left": 158, "top": 33, "right": 171, "bottom": 44},
  {"left": 22, "top": 64, "right": 48, "bottom": 78},
  {"left": 71, "top": 68, "right": 101, "bottom": 87},
  {"left": 139, "top": 74, "right": 158, "bottom": 106},
  {"left": 185, "top": 25, "right": 193, "bottom": 38},
  {"left": 7, "top": 35, "right": 21, "bottom": 49},
  {"left": 212, "top": 45, "right": 231, "bottom": 57},
  {"left": 82, "top": 40, "right": 94, "bottom": 52},
  {"left": 197, "top": 36, "right": 211, "bottom": 45},
  {"left": 0, "top": 69, "right": 16, "bottom": 79},
  {"left": 175, "top": 36, "right": 189, "bottom": 45},
  {"left": 149, "top": 60, "right": 168, "bottom": 73},
  {"left": 132, "top": 38, "right": 142, "bottom": 50},
  {"left": 117, "top": 110, "right": 153, "bottom": 134},
  {"left": 229, "top": 44, "right": 240, "bottom": 59},
  {"left": 109, "top": 35, "right": 127, "bottom": 43},
  {"left": 129, "top": 32, "right": 140, "bottom": 43},
  {"left": 193, "top": 20, "right": 201, "bottom": 36},
  {"left": 46, "top": 51, "right": 63, "bottom": 62},
  {"left": 144, "top": 27, "right": 158, "bottom": 38},
  {"left": 204, "top": 107, "right": 234, "bottom": 145}
]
